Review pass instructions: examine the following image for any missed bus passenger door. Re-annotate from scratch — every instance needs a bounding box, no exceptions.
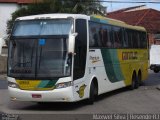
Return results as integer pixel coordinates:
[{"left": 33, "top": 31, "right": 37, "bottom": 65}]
[{"left": 73, "top": 19, "right": 88, "bottom": 100}]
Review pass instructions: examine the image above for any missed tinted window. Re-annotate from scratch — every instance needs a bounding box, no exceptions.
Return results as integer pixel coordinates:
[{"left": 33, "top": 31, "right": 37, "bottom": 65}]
[
  {"left": 89, "top": 21, "right": 147, "bottom": 49},
  {"left": 101, "top": 25, "right": 112, "bottom": 47},
  {"left": 74, "top": 19, "right": 87, "bottom": 80},
  {"left": 125, "top": 30, "right": 147, "bottom": 48},
  {"left": 112, "top": 26, "right": 123, "bottom": 48},
  {"left": 89, "top": 22, "right": 112, "bottom": 48},
  {"left": 123, "top": 29, "right": 129, "bottom": 48},
  {"left": 132, "top": 31, "right": 138, "bottom": 48},
  {"left": 89, "top": 22, "right": 100, "bottom": 47},
  {"left": 140, "top": 32, "right": 147, "bottom": 48},
  {"left": 126, "top": 29, "right": 133, "bottom": 48}
]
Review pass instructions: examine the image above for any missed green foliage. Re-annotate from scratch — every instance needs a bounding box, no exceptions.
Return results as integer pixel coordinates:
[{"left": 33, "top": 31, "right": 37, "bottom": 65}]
[{"left": 6, "top": 0, "right": 105, "bottom": 44}]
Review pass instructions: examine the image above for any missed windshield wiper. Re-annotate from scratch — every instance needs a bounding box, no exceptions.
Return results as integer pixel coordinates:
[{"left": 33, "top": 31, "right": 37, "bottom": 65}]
[
  {"left": 30, "top": 40, "right": 36, "bottom": 67},
  {"left": 38, "top": 46, "right": 43, "bottom": 69},
  {"left": 11, "top": 39, "right": 16, "bottom": 47}
]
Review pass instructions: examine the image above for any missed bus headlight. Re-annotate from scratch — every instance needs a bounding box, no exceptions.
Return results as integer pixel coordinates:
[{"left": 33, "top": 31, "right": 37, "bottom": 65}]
[
  {"left": 55, "top": 81, "right": 73, "bottom": 89},
  {"left": 8, "top": 81, "right": 19, "bottom": 88}
]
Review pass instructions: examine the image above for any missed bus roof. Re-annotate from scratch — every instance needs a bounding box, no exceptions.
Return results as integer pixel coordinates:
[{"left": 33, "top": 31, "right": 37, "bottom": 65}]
[
  {"left": 16, "top": 13, "right": 146, "bottom": 32},
  {"left": 16, "top": 13, "right": 90, "bottom": 21},
  {"left": 90, "top": 15, "right": 146, "bottom": 32}
]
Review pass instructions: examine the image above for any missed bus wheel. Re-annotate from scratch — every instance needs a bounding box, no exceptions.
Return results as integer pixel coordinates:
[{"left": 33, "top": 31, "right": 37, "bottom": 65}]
[
  {"left": 130, "top": 72, "right": 138, "bottom": 90},
  {"left": 87, "top": 81, "right": 98, "bottom": 105},
  {"left": 135, "top": 75, "right": 139, "bottom": 89},
  {"left": 138, "top": 71, "right": 142, "bottom": 86},
  {"left": 154, "top": 69, "right": 159, "bottom": 73}
]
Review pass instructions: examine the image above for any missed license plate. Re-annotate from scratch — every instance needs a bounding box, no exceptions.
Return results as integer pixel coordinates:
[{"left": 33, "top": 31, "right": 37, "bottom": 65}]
[{"left": 32, "top": 94, "right": 42, "bottom": 98}]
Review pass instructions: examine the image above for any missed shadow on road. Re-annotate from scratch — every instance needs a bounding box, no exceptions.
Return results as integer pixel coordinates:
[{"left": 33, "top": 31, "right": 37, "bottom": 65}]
[{"left": 8, "top": 101, "right": 88, "bottom": 111}]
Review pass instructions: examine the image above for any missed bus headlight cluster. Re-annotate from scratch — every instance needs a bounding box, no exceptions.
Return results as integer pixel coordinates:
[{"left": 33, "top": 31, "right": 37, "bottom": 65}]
[
  {"left": 8, "top": 81, "right": 19, "bottom": 88},
  {"left": 55, "top": 81, "right": 73, "bottom": 89}
]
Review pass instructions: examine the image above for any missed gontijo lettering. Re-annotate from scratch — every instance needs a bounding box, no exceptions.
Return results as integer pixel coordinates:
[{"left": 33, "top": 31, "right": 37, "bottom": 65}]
[
  {"left": 122, "top": 52, "right": 138, "bottom": 60},
  {"left": 90, "top": 56, "right": 100, "bottom": 63}
]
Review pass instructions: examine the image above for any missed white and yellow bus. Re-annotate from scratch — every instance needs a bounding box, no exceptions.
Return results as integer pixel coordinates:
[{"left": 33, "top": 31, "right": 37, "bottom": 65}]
[{"left": 7, "top": 14, "right": 148, "bottom": 104}]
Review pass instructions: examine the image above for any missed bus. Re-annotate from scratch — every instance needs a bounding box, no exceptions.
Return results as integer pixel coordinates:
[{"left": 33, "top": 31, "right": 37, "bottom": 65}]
[{"left": 7, "top": 14, "right": 148, "bottom": 104}]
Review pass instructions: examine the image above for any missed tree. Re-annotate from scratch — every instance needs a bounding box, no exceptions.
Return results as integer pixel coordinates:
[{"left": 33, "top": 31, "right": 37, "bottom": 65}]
[
  {"left": 6, "top": 0, "right": 105, "bottom": 44},
  {"left": 71, "top": 0, "right": 105, "bottom": 15}
]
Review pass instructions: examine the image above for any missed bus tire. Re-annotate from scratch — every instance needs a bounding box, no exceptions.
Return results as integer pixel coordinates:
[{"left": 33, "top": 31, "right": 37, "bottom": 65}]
[
  {"left": 130, "top": 72, "right": 138, "bottom": 90},
  {"left": 154, "top": 69, "right": 159, "bottom": 73},
  {"left": 135, "top": 75, "right": 139, "bottom": 89},
  {"left": 138, "top": 71, "right": 142, "bottom": 86},
  {"left": 87, "top": 81, "right": 98, "bottom": 105}
]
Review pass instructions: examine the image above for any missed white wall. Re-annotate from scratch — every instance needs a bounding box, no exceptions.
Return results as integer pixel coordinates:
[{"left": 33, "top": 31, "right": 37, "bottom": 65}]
[{"left": 0, "top": 3, "right": 19, "bottom": 38}]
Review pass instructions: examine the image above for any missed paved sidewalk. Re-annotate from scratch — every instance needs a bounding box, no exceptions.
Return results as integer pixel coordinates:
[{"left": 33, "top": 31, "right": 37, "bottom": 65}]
[{"left": 0, "top": 74, "right": 6, "bottom": 81}]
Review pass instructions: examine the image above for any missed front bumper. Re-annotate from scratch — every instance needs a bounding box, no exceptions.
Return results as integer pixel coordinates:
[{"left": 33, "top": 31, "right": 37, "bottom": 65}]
[{"left": 8, "top": 86, "right": 75, "bottom": 102}]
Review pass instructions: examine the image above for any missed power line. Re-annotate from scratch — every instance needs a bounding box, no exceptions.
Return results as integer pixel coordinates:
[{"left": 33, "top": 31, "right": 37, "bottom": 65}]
[
  {"left": 71, "top": 0, "right": 160, "bottom": 4},
  {"left": 101, "top": 1, "right": 160, "bottom": 3},
  {"left": 63, "top": 0, "right": 160, "bottom": 4}
]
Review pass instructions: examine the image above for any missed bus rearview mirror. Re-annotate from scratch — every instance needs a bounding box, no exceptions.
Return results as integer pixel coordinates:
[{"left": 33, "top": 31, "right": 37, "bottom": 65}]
[{"left": 68, "top": 33, "right": 78, "bottom": 53}]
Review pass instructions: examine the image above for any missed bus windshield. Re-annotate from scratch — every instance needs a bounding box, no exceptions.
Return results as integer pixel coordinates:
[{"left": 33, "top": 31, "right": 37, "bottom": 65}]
[
  {"left": 12, "top": 19, "right": 72, "bottom": 36},
  {"left": 8, "top": 19, "right": 73, "bottom": 79}
]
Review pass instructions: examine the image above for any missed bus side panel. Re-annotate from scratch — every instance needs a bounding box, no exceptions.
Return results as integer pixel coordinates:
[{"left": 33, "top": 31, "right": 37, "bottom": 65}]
[
  {"left": 88, "top": 49, "right": 126, "bottom": 95},
  {"left": 87, "top": 48, "right": 148, "bottom": 95},
  {"left": 117, "top": 49, "right": 148, "bottom": 86}
]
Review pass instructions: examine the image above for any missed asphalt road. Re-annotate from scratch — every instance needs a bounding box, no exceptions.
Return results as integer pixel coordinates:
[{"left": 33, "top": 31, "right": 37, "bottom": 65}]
[{"left": 0, "top": 70, "right": 160, "bottom": 120}]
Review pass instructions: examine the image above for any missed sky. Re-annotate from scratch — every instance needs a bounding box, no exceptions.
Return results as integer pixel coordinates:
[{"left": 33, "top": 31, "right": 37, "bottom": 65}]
[{"left": 102, "top": 0, "right": 160, "bottom": 12}]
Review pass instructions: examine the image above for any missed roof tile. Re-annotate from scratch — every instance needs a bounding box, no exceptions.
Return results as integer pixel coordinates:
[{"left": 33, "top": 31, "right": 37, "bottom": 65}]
[
  {"left": 107, "top": 9, "right": 160, "bottom": 33},
  {"left": 0, "top": 0, "right": 34, "bottom": 4}
]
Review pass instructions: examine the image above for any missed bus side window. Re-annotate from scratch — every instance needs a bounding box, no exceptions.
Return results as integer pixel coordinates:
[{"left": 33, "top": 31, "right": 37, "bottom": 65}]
[
  {"left": 132, "top": 31, "right": 139, "bottom": 48},
  {"left": 139, "top": 32, "right": 143, "bottom": 48},
  {"left": 104, "top": 25, "right": 112, "bottom": 48},
  {"left": 99, "top": 27, "right": 106, "bottom": 47},
  {"left": 123, "top": 29, "right": 129, "bottom": 48},
  {"left": 137, "top": 32, "right": 140, "bottom": 48},
  {"left": 132, "top": 31, "right": 136, "bottom": 48},
  {"left": 112, "top": 26, "right": 122, "bottom": 48},
  {"left": 98, "top": 27, "right": 103, "bottom": 47},
  {"left": 127, "top": 30, "right": 133, "bottom": 48},
  {"left": 89, "top": 22, "right": 99, "bottom": 47},
  {"left": 141, "top": 32, "right": 147, "bottom": 48}
]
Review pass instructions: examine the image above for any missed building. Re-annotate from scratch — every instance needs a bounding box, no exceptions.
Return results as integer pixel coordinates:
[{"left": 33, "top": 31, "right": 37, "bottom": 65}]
[
  {"left": 107, "top": 5, "right": 160, "bottom": 46},
  {"left": 0, "top": 0, "right": 35, "bottom": 38}
]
